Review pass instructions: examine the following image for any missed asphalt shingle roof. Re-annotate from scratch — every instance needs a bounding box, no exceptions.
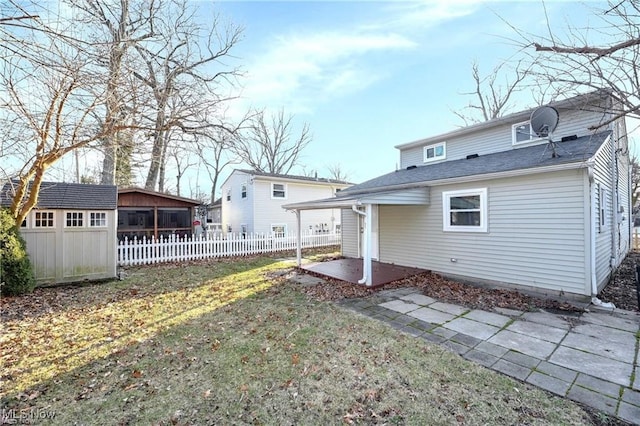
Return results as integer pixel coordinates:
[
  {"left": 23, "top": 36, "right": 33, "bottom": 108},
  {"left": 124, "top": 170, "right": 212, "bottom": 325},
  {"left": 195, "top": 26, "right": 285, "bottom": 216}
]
[
  {"left": 343, "top": 131, "right": 610, "bottom": 195},
  {"left": 1, "top": 181, "right": 118, "bottom": 210},
  {"left": 236, "top": 169, "right": 351, "bottom": 185}
]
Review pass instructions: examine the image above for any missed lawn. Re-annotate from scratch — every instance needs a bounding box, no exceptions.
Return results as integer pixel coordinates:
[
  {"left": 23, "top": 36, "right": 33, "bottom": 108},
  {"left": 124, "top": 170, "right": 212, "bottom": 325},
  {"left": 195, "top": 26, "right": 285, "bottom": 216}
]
[{"left": 1, "top": 252, "right": 599, "bottom": 425}]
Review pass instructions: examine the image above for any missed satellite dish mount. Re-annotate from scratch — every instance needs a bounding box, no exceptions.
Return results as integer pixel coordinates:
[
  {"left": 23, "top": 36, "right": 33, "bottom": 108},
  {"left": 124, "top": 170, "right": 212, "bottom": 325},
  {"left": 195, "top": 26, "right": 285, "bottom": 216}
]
[{"left": 530, "top": 106, "right": 560, "bottom": 158}]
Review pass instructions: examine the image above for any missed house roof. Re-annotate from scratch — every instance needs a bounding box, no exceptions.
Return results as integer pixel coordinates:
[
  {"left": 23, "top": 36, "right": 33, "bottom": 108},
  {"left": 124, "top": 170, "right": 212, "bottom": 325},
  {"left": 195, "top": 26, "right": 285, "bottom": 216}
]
[
  {"left": 395, "top": 89, "right": 612, "bottom": 150},
  {"left": 234, "top": 169, "right": 352, "bottom": 185},
  {"left": 345, "top": 132, "right": 610, "bottom": 195},
  {"left": 117, "top": 187, "right": 202, "bottom": 205},
  {"left": 0, "top": 181, "right": 118, "bottom": 209}
]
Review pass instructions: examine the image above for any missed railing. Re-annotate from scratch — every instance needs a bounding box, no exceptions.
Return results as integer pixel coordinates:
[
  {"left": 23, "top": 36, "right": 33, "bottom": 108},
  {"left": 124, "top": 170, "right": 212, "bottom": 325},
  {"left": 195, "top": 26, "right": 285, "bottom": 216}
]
[{"left": 117, "top": 231, "right": 341, "bottom": 266}]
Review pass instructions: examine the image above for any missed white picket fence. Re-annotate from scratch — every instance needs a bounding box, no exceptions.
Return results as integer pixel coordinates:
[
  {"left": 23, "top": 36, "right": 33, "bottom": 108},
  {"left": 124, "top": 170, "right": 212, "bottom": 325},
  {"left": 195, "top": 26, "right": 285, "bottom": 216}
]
[{"left": 117, "top": 232, "right": 341, "bottom": 266}]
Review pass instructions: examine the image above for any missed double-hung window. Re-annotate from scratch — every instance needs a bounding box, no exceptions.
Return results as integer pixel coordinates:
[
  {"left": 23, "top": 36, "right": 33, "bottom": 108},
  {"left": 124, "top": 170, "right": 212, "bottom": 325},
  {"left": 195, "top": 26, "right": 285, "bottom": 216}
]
[
  {"left": 423, "top": 142, "right": 446, "bottom": 163},
  {"left": 442, "top": 188, "right": 488, "bottom": 232},
  {"left": 272, "top": 183, "right": 286, "bottom": 199},
  {"left": 241, "top": 184, "right": 247, "bottom": 199},
  {"left": 271, "top": 224, "right": 286, "bottom": 238}
]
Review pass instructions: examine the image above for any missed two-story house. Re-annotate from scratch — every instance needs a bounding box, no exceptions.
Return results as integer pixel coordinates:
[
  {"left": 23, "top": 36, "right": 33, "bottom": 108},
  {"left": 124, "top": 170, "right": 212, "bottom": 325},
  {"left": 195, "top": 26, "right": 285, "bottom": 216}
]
[
  {"left": 220, "top": 169, "right": 351, "bottom": 236},
  {"left": 284, "top": 90, "right": 631, "bottom": 300}
]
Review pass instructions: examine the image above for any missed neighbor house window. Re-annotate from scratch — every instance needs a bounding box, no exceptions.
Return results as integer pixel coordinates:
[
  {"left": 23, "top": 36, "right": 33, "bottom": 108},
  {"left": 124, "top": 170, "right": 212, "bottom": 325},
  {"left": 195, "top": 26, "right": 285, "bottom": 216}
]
[
  {"left": 226, "top": 189, "right": 231, "bottom": 202},
  {"left": 20, "top": 218, "right": 27, "bottom": 228},
  {"left": 442, "top": 188, "right": 488, "bottom": 232},
  {"left": 65, "top": 211, "right": 84, "bottom": 227},
  {"left": 241, "top": 184, "right": 247, "bottom": 199},
  {"left": 512, "top": 121, "right": 544, "bottom": 145},
  {"left": 423, "top": 142, "right": 446, "bottom": 163},
  {"left": 271, "top": 224, "right": 286, "bottom": 237},
  {"left": 34, "top": 211, "right": 55, "bottom": 228},
  {"left": 89, "top": 212, "right": 107, "bottom": 227},
  {"left": 227, "top": 224, "right": 232, "bottom": 233},
  {"left": 272, "top": 183, "right": 286, "bottom": 199},
  {"left": 241, "top": 224, "right": 247, "bottom": 238}
]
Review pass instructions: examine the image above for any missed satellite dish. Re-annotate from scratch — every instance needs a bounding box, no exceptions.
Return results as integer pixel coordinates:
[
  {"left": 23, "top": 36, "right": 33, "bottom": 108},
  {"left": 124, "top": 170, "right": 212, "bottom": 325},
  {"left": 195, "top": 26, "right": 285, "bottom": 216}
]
[{"left": 530, "top": 106, "right": 559, "bottom": 138}]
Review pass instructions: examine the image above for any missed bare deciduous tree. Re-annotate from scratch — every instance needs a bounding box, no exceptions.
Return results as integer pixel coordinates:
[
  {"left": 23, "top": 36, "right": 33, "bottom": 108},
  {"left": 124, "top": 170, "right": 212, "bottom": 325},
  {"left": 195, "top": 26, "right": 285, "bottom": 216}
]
[
  {"left": 326, "top": 163, "right": 350, "bottom": 182},
  {"left": 234, "top": 108, "right": 312, "bottom": 175}
]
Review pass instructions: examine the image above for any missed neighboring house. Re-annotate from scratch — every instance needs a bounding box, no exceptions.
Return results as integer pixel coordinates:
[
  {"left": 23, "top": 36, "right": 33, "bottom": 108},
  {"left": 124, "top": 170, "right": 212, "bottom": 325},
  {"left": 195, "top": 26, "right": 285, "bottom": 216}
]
[
  {"left": 284, "top": 90, "right": 631, "bottom": 299},
  {"left": 0, "top": 181, "right": 118, "bottom": 284},
  {"left": 220, "top": 169, "right": 351, "bottom": 236},
  {"left": 117, "top": 188, "right": 201, "bottom": 240}
]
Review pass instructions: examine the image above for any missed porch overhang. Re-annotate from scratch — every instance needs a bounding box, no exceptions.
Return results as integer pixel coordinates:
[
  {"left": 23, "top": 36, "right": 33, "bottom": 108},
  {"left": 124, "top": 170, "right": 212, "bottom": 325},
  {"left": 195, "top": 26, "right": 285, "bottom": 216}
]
[{"left": 284, "top": 187, "right": 429, "bottom": 288}]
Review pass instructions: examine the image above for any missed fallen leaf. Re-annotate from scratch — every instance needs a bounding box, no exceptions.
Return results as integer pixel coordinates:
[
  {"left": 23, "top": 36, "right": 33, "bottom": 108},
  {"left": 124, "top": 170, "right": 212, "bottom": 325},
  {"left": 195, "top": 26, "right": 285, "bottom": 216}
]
[
  {"left": 132, "top": 370, "right": 143, "bottom": 378},
  {"left": 203, "top": 389, "right": 211, "bottom": 398},
  {"left": 291, "top": 353, "right": 299, "bottom": 366}
]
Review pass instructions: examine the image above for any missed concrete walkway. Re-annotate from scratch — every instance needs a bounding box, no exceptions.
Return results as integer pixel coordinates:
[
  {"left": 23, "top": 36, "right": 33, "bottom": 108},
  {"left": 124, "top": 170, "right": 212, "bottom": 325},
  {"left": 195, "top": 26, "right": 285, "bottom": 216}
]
[{"left": 333, "top": 286, "right": 640, "bottom": 425}]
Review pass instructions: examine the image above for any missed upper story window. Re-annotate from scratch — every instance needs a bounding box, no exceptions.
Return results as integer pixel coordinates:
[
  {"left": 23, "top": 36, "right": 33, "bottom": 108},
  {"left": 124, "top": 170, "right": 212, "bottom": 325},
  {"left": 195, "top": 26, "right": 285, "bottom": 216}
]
[
  {"left": 90, "top": 212, "right": 107, "bottom": 227},
  {"left": 65, "top": 211, "right": 84, "bottom": 227},
  {"left": 442, "top": 188, "right": 488, "bottom": 233},
  {"left": 226, "top": 189, "right": 231, "bottom": 202},
  {"left": 272, "top": 183, "right": 286, "bottom": 199},
  {"left": 423, "top": 142, "right": 446, "bottom": 163},
  {"left": 34, "top": 211, "right": 55, "bottom": 228},
  {"left": 241, "top": 184, "right": 247, "bottom": 199},
  {"left": 512, "top": 121, "right": 546, "bottom": 145}
]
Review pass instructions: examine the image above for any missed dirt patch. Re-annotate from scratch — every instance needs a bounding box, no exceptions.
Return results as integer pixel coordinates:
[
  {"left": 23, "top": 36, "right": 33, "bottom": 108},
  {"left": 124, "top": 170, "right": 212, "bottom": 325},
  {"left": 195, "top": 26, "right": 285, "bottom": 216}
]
[{"left": 599, "top": 251, "right": 640, "bottom": 311}]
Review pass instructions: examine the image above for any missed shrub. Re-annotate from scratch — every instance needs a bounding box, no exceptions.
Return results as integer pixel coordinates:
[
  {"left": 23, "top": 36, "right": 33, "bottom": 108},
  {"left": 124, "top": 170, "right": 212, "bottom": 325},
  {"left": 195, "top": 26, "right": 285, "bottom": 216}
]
[{"left": 0, "top": 209, "right": 36, "bottom": 296}]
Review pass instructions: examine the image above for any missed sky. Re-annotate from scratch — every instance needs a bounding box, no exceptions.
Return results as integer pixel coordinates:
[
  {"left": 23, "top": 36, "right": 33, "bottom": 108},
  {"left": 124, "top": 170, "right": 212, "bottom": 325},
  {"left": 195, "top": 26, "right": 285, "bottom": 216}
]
[{"left": 49, "top": 0, "right": 638, "bottom": 198}]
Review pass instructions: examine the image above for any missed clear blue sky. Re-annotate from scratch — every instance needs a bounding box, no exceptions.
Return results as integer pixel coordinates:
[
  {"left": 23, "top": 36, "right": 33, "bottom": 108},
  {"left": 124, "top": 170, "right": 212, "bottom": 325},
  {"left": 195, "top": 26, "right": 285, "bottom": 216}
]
[{"left": 184, "top": 0, "right": 635, "bottom": 195}]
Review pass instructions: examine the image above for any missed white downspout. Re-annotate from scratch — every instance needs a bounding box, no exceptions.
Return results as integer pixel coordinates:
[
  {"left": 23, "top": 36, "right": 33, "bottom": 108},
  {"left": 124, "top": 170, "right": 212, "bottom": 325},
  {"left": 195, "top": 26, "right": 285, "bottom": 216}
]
[
  {"left": 351, "top": 205, "right": 372, "bottom": 286},
  {"left": 610, "top": 134, "right": 619, "bottom": 269},
  {"left": 588, "top": 166, "right": 598, "bottom": 296}
]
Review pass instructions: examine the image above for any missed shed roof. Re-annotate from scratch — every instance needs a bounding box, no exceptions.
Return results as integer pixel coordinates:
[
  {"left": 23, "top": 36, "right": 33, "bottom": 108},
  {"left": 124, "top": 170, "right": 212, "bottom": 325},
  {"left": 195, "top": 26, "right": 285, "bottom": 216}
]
[{"left": 0, "top": 181, "right": 118, "bottom": 209}]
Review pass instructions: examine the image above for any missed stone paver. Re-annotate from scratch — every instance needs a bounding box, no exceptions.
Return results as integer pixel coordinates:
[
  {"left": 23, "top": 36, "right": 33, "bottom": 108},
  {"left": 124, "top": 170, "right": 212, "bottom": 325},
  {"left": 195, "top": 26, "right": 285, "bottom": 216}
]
[
  {"left": 408, "top": 307, "right": 456, "bottom": 324},
  {"left": 430, "top": 301, "right": 469, "bottom": 316},
  {"left": 522, "top": 311, "right": 572, "bottom": 329},
  {"left": 336, "top": 283, "right": 640, "bottom": 424},
  {"left": 464, "top": 309, "right": 511, "bottom": 328},
  {"left": 400, "top": 293, "right": 436, "bottom": 306},
  {"left": 505, "top": 320, "right": 568, "bottom": 343},
  {"left": 561, "top": 331, "right": 636, "bottom": 363},
  {"left": 444, "top": 317, "right": 501, "bottom": 340},
  {"left": 550, "top": 346, "right": 633, "bottom": 387},
  {"left": 379, "top": 300, "right": 420, "bottom": 314},
  {"left": 488, "top": 329, "right": 557, "bottom": 358}
]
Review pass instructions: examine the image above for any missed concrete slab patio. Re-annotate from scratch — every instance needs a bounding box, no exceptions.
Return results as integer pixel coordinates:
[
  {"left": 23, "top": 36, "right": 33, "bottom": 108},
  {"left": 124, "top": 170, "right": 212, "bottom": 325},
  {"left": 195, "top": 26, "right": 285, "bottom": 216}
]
[{"left": 332, "top": 286, "right": 640, "bottom": 425}]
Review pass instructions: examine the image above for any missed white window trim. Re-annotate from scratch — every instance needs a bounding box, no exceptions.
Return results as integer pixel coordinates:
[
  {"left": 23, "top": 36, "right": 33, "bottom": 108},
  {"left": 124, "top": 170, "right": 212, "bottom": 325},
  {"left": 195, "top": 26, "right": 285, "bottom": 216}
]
[
  {"left": 33, "top": 210, "right": 55, "bottom": 228},
  {"left": 271, "top": 182, "right": 287, "bottom": 200},
  {"left": 442, "top": 188, "right": 488, "bottom": 233},
  {"left": 226, "top": 189, "right": 231, "bottom": 202},
  {"left": 271, "top": 223, "right": 287, "bottom": 237},
  {"left": 241, "top": 183, "right": 247, "bottom": 199},
  {"left": 64, "top": 211, "right": 85, "bottom": 228},
  {"left": 423, "top": 142, "right": 446, "bottom": 163},
  {"left": 89, "top": 211, "right": 107, "bottom": 228},
  {"left": 512, "top": 121, "right": 546, "bottom": 146}
]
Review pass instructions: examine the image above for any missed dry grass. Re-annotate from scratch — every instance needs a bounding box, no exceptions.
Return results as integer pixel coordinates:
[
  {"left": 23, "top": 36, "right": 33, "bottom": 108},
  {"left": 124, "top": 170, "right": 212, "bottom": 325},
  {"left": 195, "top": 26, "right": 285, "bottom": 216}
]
[{"left": 1, "top": 253, "right": 598, "bottom": 425}]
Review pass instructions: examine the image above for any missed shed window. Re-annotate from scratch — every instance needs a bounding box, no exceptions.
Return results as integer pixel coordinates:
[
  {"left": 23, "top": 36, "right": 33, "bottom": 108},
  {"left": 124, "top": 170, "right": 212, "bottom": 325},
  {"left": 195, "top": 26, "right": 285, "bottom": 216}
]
[
  {"left": 90, "top": 212, "right": 107, "bottom": 227},
  {"left": 65, "top": 211, "right": 84, "bottom": 227},
  {"left": 423, "top": 142, "right": 446, "bottom": 163},
  {"left": 34, "top": 211, "right": 55, "bottom": 228},
  {"left": 241, "top": 184, "right": 247, "bottom": 199},
  {"left": 443, "top": 188, "right": 488, "bottom": 232},
  {"left": 272, "top": 183, "right": 286, "bottom": 199}
]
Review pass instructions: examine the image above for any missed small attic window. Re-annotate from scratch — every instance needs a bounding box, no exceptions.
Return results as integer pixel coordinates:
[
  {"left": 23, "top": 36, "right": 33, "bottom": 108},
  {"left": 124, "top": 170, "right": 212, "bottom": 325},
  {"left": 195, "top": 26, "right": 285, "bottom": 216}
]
[{"left": 423, "top": 142, "right": 446, "bottom": 163}]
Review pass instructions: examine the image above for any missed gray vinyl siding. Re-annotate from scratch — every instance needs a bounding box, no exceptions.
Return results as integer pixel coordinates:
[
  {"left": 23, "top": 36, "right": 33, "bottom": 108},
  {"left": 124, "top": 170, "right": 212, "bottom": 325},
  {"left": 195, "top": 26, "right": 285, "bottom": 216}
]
[
  {"left": 341, "top": 209, "right": 359, "bottom": 258},
  {"left": 400, "top": 108, "right": 609, "bottom": 169},
  {"left": 378, "top": 169, "right": 590, "bottom": 295}
]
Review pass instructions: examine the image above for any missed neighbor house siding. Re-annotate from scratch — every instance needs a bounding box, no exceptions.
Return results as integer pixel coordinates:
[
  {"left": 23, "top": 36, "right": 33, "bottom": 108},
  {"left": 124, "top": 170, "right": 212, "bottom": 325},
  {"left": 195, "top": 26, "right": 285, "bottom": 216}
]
[
  {"left": 221, "top": 171, "right": 253, "bottom": 233},
  {"left": 378, "top": 169, "right": 589, "bottom": 295},
  {"left": 399, "top": 108, "right": 609, "bottom": 169},
  {"left": 341, "top": 209, "right": 359, "bottom": 258}
]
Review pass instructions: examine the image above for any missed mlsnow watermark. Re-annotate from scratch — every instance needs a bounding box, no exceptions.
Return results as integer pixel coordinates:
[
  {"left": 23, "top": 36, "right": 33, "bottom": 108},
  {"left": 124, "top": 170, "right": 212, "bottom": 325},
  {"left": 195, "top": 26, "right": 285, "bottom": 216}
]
[{"left": 1, "top": 408, "right": 56, "bottom": 424}]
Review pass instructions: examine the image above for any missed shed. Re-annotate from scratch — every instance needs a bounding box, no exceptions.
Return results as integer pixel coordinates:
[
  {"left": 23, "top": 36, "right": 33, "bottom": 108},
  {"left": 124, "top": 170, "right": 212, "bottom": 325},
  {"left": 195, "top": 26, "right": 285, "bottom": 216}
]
[
  {"left": 117, "top": 188, "right": 201, "bottom": 240},
  {"left": 0, "top": 181, "right": 118, "bottom": 284}
]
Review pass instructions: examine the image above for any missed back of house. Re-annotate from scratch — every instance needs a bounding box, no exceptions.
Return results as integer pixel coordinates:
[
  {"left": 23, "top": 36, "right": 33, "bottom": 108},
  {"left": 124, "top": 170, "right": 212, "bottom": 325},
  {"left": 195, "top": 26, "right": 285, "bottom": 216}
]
[{"left": 335, "top": 90, "right": 630, "bottom": 298}]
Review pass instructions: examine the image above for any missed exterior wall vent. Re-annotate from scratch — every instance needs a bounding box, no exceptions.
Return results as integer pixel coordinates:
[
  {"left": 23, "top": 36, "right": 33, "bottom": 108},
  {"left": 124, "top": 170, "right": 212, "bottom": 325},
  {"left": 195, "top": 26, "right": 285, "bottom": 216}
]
[{"left": 466, "top": 154, "right": 479, "bottom": 159}]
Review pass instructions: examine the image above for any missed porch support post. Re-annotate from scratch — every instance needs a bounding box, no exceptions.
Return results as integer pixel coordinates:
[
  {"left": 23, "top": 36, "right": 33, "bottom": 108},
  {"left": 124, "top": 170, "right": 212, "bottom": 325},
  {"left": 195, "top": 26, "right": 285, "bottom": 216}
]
[
  {"left": 295, "top": 209, "right": 302, "bottom": 267},
  {"left": 363, "top": 203, "right": 373, "bottom": 287}
]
